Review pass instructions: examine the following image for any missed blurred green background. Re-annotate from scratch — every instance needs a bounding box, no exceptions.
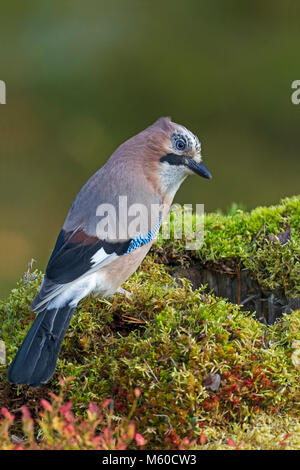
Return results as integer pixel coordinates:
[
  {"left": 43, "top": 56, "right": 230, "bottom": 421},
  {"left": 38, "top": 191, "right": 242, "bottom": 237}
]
[{"left": 1, "top": 0, "right": 299, "bottom": 297}]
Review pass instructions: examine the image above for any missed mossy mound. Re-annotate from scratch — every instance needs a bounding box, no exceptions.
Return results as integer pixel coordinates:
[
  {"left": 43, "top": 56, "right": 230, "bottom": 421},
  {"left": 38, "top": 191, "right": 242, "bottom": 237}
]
[
  {"left": 1, "top": 252, "right": 299, "bottom": 449},
  {"left": 155, "top": 195, "right": 300, "bottom": 297},
  {"left": 153, "top": 196, "right": 300, "bottom": 325}
]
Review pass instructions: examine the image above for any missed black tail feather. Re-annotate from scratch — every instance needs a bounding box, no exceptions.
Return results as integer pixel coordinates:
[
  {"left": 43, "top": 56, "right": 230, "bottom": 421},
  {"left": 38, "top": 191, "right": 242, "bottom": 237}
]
[{"left": 8, "top": 304, "right": 76, "bottom": 387}]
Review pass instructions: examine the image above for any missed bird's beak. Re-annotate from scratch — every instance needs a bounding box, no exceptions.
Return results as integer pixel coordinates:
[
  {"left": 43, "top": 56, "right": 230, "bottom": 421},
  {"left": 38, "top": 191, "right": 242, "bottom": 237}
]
[{"left": 186, "top": 159, "right": 212, "bottom": 179}]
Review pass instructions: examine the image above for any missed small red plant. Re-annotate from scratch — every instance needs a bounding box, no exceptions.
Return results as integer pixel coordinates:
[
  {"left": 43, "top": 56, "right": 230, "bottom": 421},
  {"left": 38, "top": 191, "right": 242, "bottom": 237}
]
[{"left": 0, "top": 378, "right": 146, "bottom": 450}]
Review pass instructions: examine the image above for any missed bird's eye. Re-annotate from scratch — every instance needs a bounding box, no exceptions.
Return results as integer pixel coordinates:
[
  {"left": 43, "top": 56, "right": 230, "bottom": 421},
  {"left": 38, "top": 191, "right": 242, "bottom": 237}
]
[{"left": 175, "top": 138, "right": 186, "bottom": 152}]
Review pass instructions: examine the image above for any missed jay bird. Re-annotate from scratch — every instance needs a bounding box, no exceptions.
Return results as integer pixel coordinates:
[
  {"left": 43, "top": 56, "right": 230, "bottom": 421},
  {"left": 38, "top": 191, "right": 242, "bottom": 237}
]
[{"left": 8, "top": 117, "right": 212, "bottom": 387}]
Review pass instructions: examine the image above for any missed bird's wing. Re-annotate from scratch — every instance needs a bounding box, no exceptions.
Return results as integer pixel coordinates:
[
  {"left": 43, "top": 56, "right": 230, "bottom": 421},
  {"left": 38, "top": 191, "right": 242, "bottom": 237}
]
[
  {"left": 31, "top": 228, "right": 130, "bottom": 311},
  {"left": 45, "top": 227, "right": 132, "bottom": 284},
  {"left": 31, "top": 215, "right": 162, "bottom": 312}
]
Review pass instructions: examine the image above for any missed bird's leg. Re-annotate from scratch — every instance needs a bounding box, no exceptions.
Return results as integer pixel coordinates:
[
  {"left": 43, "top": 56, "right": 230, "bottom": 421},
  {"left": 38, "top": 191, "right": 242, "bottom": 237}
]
[{"left": 116, "top": 287, "right": 133, "bottom": 299}]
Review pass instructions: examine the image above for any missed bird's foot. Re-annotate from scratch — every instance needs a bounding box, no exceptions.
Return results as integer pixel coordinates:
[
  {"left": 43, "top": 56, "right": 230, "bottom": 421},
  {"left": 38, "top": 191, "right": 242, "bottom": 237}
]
[{"left": 116, "top": 287, "right": 133, "bottom": 299}]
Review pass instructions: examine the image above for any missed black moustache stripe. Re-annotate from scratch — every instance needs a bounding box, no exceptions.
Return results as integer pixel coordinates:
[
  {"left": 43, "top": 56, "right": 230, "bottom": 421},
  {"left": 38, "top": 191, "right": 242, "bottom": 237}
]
[{"left": 160, "top": 153, "right": 186, "bottom": 166}]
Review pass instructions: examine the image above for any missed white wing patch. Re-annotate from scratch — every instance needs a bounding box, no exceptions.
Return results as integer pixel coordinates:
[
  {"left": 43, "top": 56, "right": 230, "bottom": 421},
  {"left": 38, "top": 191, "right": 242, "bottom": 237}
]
[
  {"left": 91, "top": 247, "right": 109, "bottom": 266},
  {"left": 90, "top": 247, "right": 119, "bottom": 269}
]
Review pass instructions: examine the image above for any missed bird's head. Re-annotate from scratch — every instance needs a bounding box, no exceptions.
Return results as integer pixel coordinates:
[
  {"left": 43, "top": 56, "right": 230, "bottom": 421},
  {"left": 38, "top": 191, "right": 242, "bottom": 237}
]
[{"left": 143, "top": 117, "right": 212, "bottom": 199}]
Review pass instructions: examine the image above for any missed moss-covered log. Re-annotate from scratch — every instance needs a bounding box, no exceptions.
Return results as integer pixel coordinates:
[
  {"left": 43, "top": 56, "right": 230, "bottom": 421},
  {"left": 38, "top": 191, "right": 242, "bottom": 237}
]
[{"left": 154, "top": 195, "right": 300, "bottom": 324}]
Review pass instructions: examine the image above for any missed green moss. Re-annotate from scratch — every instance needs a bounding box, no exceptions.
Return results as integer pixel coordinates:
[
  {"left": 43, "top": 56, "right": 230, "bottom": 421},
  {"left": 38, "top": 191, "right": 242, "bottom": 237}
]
[
  {"left": 0, "top": 253, "right": 299, "bottom": 449},
  {"left": 157, "top": 195, "right": 300, "bottom": 296},
  {"left": 194, "top": 413, "right": 300, "bottom": 450}
]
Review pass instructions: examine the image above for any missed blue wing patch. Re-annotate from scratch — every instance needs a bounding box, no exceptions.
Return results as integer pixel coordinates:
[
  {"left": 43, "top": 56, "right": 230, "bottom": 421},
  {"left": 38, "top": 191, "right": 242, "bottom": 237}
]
[{"left": 125, "top": 216, "right": 162, "bottom": 254}]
